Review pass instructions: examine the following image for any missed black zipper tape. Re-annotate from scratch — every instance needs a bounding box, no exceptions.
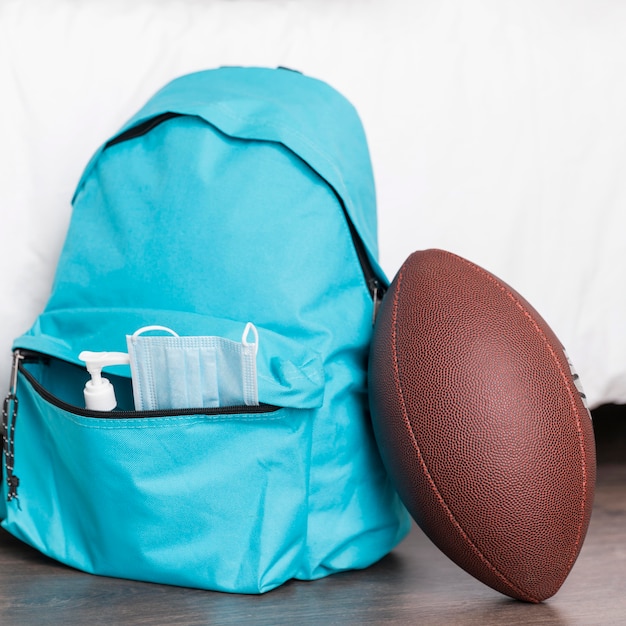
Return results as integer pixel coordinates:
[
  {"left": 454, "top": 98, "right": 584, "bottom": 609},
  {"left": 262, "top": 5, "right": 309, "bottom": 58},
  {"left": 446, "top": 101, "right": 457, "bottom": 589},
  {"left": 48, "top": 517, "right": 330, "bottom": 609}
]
[
  {"left": 105, "top": 112, "right": 183, "bottom": 149},
  {"left": 342, "top": 206, "right": 387, "bottom": 311},
  {"left": 17, "top": 352, "right": 280, "bottom": 420}
]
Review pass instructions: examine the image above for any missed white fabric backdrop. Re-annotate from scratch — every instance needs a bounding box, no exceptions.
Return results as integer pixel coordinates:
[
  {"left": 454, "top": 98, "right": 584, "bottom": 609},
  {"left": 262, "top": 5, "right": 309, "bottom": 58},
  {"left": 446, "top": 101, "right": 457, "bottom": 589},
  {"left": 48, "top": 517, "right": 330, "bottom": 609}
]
[{"left": 2, "top": 0, "right": 626, "bottom": 408}]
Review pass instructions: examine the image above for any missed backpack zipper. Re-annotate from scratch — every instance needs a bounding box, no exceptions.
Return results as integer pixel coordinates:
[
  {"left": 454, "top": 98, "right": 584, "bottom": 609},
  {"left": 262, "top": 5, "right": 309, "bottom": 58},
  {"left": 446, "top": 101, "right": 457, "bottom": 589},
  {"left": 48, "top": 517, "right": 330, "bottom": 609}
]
[
  {"left": 342, "top": 208, "right": 386, "bottom": 322},
  {"left": 14, "top": 350, "right": 280, "bottom": 420},
  {"left": 105, "top": 113, "right": 183, "bottom": 149}
]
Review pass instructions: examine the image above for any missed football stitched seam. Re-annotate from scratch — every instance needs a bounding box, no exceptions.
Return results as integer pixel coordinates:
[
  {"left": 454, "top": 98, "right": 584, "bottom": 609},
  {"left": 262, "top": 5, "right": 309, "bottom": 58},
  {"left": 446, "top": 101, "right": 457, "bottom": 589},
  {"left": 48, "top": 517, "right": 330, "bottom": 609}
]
[
  {"left": 391, "top": 257, "right": 537, "bottom": 603},
  {"left": 453, "top": 251, "right": 590, "bottom": 582}
]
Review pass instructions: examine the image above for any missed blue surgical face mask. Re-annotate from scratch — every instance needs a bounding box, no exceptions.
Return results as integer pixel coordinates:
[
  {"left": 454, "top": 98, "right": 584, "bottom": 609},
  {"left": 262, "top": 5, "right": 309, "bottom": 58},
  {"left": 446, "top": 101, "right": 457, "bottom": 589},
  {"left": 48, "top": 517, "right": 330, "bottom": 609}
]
[{"left": 126, "top": 323, "right": 259, "bottom": 411}]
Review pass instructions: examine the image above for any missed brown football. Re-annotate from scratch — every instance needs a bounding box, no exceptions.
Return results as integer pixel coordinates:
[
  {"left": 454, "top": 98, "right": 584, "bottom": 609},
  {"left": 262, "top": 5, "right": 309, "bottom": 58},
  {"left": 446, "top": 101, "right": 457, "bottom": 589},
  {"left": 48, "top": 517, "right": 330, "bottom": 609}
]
[{"left": 368, "top": 249, "right": 596, "bottom": 602}]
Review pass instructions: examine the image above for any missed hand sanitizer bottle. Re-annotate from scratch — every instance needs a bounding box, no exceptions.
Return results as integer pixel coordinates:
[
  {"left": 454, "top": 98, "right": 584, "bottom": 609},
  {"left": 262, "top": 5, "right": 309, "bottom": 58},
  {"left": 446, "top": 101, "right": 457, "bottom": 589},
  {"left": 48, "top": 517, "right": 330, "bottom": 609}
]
[{"left": 78, "top": 351, "right": 130, "bottom": 411}]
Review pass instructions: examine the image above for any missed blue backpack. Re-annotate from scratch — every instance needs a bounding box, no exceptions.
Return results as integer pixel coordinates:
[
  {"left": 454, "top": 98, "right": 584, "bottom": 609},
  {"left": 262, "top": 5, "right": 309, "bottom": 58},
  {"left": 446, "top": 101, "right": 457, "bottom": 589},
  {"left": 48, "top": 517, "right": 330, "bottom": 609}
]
[{"left": 1, "top": 67, "right": 409, "bottom": 593}]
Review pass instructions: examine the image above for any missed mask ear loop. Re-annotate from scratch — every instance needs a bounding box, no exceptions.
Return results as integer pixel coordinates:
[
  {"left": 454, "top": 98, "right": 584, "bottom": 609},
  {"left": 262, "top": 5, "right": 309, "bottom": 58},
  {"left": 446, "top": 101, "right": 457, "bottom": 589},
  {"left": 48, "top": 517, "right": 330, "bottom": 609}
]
[
  {"left": 133, "top": 325, "right": 180, "bottom": 338},
  {"left": 241, "top": 322, "right": 259, "bottom": 356}
]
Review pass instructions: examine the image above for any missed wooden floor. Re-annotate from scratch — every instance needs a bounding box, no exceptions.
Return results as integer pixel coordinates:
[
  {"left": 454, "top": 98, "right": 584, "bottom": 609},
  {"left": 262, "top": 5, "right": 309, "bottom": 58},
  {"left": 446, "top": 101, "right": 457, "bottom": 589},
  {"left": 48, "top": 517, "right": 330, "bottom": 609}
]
[{"left": 1, "top": 408, "right": 625, "bottom": 626}]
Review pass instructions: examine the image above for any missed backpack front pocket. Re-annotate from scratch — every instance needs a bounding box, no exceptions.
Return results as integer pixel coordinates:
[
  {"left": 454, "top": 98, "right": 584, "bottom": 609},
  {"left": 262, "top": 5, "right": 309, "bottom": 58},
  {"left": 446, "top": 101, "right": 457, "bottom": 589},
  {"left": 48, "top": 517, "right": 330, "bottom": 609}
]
[{"left": 1, "top": 350, "right": 322, "bottom": 594}]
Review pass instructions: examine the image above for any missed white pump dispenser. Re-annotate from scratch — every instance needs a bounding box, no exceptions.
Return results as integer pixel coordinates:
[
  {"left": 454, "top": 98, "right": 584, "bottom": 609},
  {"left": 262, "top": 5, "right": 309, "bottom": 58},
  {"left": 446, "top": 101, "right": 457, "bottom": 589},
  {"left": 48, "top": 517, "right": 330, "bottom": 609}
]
[{"left": 78, "top": 351, "right": 130, "bottom": 411}]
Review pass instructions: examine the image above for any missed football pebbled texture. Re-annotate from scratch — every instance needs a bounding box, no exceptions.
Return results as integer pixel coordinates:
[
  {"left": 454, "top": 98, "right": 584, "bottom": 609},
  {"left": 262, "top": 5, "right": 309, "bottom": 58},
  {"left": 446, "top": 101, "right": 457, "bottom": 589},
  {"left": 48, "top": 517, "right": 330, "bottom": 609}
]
[{"left": 369, "top": 249, "right": 596, "bottom": 603}]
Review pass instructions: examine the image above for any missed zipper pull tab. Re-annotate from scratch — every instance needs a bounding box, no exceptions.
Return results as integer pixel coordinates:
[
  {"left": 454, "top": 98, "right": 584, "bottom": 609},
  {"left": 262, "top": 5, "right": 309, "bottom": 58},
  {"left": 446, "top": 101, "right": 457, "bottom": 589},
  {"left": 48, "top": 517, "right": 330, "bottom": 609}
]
[
  {"left": 3, "top": 351, "right": 23, "bottom": 501},
  {"left": 370, "top": 279, "right": 385, "bottom": 325},
  {"left": 8, "top": 350, "right": 23, "bottom": 399}
]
